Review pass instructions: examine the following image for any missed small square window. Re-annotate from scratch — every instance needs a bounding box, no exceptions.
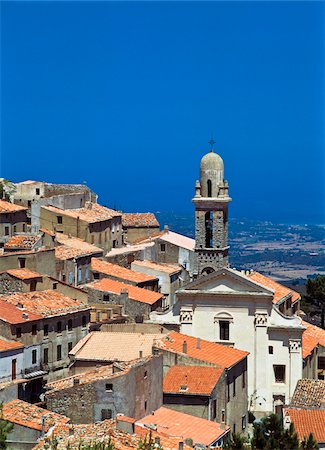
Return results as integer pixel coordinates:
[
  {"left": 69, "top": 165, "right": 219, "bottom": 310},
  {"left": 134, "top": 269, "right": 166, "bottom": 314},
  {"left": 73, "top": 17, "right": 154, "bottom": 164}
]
[
  {"left": 106, "top": 383, "right": 113, "bottom": 392},
  {"left": 4, "top": 226, "right": 9, "bottom": 236},
  {"left": 52, "top": 282, "right": 58, "bottom": 290},
  {"left": 18, "top": 258, "right": 26, "bottom": 268},
  {"left": 101, "top": 409, "right": 112, "bottom": 420},
  {"left": 57, "top": 216, "right": 63, "bottom": 224},
  {"left": 103, "top": 294, "right": 110, "bottom": 302},
  {"left": 36, "top": 188, "right": 40, "bottom": 195},
  {"left": 93, "top": 272, "right": 100, "bottom": 280},
  {"left": 16, "top": 327, "right": 22, "bottom": 338},
  {"left": 160, "top": 243, "right": 166, "bottom": 252}
]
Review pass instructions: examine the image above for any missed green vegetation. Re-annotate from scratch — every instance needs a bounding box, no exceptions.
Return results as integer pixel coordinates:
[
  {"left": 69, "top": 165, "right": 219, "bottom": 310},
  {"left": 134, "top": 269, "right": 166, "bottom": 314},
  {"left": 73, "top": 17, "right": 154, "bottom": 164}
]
[
  {"left": 137, "top": 431, "right": 163, "bottom": 450},
  {"left": 0, "top": 403, "right": 14, "bottom": 450},
  {"left": 304, "top": 276, "right": 325, "bottom": 328}
]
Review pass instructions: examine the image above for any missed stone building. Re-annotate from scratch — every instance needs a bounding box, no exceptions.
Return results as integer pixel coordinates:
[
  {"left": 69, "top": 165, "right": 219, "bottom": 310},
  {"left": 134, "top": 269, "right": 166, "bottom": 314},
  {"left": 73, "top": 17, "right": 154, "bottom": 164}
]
[
  {"left": 40, "top": 203, "right": 122, "bottom": 251},
  {"left": 91, "top": 257, "right": 159, "bottom": 290},
  {"left": 289, "top": 378, "right": 325, "bottom": 410},
  {"left": 0, "top": 248, "right": 57, "bottom": 278},
  {"left": 0, "top": 200, "right": 28, "bottom": 244},
  {"left": 283, "top": 409, "right": 325, "bottom": 448},
  {"left": 84, "top": 278, "right": 163, "bottom": 321},
  {"left": 153, "top": 331, "right": 248, "bottom": 434},
  {"left": 301, "top": 320, "right": 325, "bottom": 380},
  {"left": 106, "top": 241, "right": 155, "bottom": 268},
  {"left": 2, "top": 399, "right": 69, "bottom": 450},
  {"left": 45, "top": 355, "right": 163, "bottom": 423},
  {"left": 3, "top": 234, "right": 43, "bottom": 252},
  {"left": 0, "top": 290, "right": 90, "bottom": 383},
  {"left": 122, "top": 213, "right": 160, "bottom": 243},
  {"left": 131, "top": 260, "right": 184, "bottom": 309},
  {"left": 192, "top": 150, "right": 231, "bottom": 276}
]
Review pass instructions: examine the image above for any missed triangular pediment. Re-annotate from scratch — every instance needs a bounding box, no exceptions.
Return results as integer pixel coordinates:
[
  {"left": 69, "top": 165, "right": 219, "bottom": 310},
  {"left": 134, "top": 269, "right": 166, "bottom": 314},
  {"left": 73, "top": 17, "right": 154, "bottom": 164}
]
[{"left": 182, "top": 267, "right": 274, "bottom": 295}]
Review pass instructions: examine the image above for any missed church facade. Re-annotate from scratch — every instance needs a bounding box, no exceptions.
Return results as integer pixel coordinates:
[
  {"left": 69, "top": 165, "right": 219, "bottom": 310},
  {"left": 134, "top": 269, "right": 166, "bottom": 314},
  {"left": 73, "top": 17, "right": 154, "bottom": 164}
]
[{"left": 178, "top": 147, "right": 305, "bottom": 417}]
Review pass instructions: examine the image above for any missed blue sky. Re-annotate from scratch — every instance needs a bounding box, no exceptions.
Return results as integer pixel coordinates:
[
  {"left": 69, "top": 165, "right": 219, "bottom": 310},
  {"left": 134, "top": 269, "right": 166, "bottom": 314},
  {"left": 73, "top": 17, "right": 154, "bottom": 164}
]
[{"left": 1, "top": 1, "right": 324, "bottom": 223}]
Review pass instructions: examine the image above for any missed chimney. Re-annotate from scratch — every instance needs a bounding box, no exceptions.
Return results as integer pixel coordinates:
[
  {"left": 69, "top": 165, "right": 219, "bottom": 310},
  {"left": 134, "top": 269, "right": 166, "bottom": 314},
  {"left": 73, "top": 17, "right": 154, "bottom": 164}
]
[
  {"left": 22, "top": 312, "right": 29, "bottom": 320},
  {"left": 164, "top": 224, "right": 169, "bottom": 231},
  {"left": 17, "top": 302, "right": 24, "bottom": 310},
  {"left": 41, "top": 416, "right": 45, "bottom": 437},
  {"left": 139, "top": 350, "right": 143, "bottom": 358},
  {"left": 197, "top": 338, "right": 201, "bottom": 349},
  {"left": 178, "top": 442, "right": 184, "bottom": 450},
  {"left": 155, "top": 437, "right": 160, "bottom": 446},
  {"left": 182, "top": 340, "right": 187, "bottom": 354},
  {"left": 185, "top": 438, "right": 193, "bottom": 447}
]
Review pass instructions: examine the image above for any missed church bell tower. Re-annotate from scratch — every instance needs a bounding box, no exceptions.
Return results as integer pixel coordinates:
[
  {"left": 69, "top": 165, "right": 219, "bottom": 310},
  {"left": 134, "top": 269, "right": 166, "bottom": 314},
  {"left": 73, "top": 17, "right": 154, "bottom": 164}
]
[{"left": 193, "top": 142, "right": 232, "bottom": 276}]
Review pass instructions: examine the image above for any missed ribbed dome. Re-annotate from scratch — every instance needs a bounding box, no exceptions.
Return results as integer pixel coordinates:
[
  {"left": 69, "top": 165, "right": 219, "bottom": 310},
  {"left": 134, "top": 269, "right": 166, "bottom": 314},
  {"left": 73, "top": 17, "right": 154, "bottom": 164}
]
[{"left": 200, "top": 151, "right": 224, "bottom": 172}]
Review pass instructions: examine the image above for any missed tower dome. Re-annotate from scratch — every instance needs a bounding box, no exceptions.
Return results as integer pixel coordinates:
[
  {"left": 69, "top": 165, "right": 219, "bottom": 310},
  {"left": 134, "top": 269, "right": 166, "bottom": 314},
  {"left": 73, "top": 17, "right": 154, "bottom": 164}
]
[{"left": 200, "top": 150, "right": 224, "bottom": 197}]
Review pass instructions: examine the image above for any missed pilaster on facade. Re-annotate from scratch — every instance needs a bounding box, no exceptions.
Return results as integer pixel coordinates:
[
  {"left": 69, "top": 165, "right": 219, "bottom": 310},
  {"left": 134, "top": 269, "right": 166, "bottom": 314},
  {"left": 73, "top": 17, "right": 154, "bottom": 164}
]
[
  {"left": 254, "top": 312, "right": 268, "bottom": 327},
  {"left": 180, "top": 308, "right": 193, "bottom": 324}
]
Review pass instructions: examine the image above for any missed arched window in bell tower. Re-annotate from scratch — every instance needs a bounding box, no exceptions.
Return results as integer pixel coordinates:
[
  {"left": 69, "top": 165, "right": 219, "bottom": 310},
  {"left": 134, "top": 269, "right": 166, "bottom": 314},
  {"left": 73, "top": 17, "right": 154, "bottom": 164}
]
[
  {"left": 207, "top": 179, "right": 212, "bottom": 197},
  {"left": 205, "top": 211, "right": 213, "bottom": 248}
]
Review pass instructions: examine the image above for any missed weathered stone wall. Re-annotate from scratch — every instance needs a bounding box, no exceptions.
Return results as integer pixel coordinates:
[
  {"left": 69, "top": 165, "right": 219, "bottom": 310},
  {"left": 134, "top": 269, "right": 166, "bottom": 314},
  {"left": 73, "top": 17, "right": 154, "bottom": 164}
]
[
  {"left": 6, "top": 423, "right": 41, "bottom": 450},
  {"left": 124, "top": 226, "right": 160, "bottom": 244},
  {"left": 0, "top": 273, "right": 24, "bottom": 294},
  {"left": 226, "top": 359, "right": 248, "bottom": 434},
  {"left": 0, "top": 249, "right": 56, "bottom": 278}
]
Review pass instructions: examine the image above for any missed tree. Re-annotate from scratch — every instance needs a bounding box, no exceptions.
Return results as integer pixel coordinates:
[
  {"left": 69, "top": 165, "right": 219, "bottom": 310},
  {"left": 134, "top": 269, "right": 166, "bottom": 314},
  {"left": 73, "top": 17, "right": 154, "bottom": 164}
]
[
  {"left": 300, "top": 433, "right": 319, "bottom": 450},
  {"left": 137, "top": 431, "right": 163, "bottom": 450},
  {"left": 223, "top": 432, "right": 249, "bottom": 449},
  {"left": 0, "top": 403, "right": 14, "bottom": 450},
  {"left": 306, "top": 276, "right": 325, "bottom": 329}
]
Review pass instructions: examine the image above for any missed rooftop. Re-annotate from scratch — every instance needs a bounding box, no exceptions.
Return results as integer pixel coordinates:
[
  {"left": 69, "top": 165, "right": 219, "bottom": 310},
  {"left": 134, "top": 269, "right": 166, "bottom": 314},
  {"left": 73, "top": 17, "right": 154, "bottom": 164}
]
[
  {"left": 0, "top": 290, "right": 89, "bottom": 317},
  {"left": 42, "top": 202, "right": 121, "bottom": 224},
  {"left": 136, "top": 406, "right": 229, "bottom": 446},
  {"left": 248, "top": 271, "right": 300, "bottom": 305},
  {"left": 0, "top": 337, "right": 23, "bottom": 352},
  {"left": 290, "top": 379, "right": 325, "bottom": 409},
  {"left": 122, "top": 213, "right": 159, "bottom": 228},
  {"left": 2, "top": 400, "right": 69, "bottom": 432},
  {"left": 5, "top": 268, "right": 43, "bottom": 280},
  {"left": 86, "top": 278, "right": 163, "bottom": 305},
  {"left": 91, "top": 258, "right": 157, "bottom": 284},
  {"left": 0, "top": 298, "right": 42, "bottom": 324},
  {"left": 132, "top": 260, "right": 182, "bottom": 275},
  {"left": 106, "top": 241, "right": 155, "bottom": 257},
  {"left": 54, "top": 234, "right": 103, "bottom": 260},
  {"left": 4, "top": 234, "right": 41, "bottom": 250},
  {"left": 302, "top": 320, "right": 325, "bottom": 348},
  {"left": 70, "top": 331, "right": 165, "bottom": 362},
  {"left": 163, "top": 365, "right": 224, "bottom": 395},
  {"left": 155, "top": 331, "right": 249, "bottom": 369},
  {"left": 134, "top": 229, "right": 195, "bottom": 251},
  {"left": 0, "top": 200, "right": 27, "bottom": 213},
  {"left": 284, "top": 408, "right": 325, "bottom": 443}
]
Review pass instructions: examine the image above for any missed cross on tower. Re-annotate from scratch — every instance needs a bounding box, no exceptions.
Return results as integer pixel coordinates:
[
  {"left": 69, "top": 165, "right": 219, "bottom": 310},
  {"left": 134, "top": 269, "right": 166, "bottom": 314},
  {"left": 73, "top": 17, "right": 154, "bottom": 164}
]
[{"left": 208, "top": 137, "right": 216, "bottom": 151}]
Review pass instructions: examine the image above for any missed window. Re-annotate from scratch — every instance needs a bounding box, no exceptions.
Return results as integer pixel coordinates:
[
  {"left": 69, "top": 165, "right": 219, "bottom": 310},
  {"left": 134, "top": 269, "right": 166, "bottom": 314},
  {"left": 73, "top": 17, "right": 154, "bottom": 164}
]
[
  {"left": 52, "top": 282, "right": 58, "bottom": 290},
  {"left": 18, "top": 257, "right": 26, "bottom": 268},
  {"left": 103, "top": 294, "right": 110, "bottom": 302},
  {"left": 112, "top": 240, "right": 116, "bottom": 248},
  {"left": 160, "top": 244, "right": 166, "bottom": 252},
  {"left": 144, "top": 400, "right": 147, "bottom": 411},
  {"left": 219, "top": 321, "right": 229, "bottom": 341},
  {"left": 68, "top": 319, "right": 73, "bottom": 331},
  {"left": 127, "top": 254, "right": 135, "bottom": 264},
  {"left": 205, "top": 211, "right": 213, "bottom": 248},
  {"left": 32, "top": 349, "right": 37, "bottom": 364},
  {"left": 144, "top": 371, "right": 147, "bottom": 379},
  {"left": 16, "top": 327, "right": 22, "bottom": 338},
  {"left": 36, "top": 188, "right": 40, "bottom": 195},
  {"left": 13, "top": 225, "right": 16, "bottom": 233},
  {"left": 30, "top": 280, "right": 37, "bottom": 292},
  {"left": 22, "top": 224, "right": 26, "bottom": 232},
  {"left": 101, "top": 409, "right": 112, "bottom": 420},
  {"left": 227, "top": 383, "right": 230, "bottom": 402},
  {"left": 57, "top": 321, "right": 62, "bottom": 333},
  {"left": 91, "top": 235, "right": 94, "bottom": 244},
  {"left": 242, "top": 370, "right": 246, "bottom": 389},
  {"left": 11, "top": 359, "right": 16, "bottom": 380},
  {"left": 106, "top": 383, "right": 113, "bottom": 392},
  {"left": 82, "top": 315, "right": 87, "bottom": 327},
  {"left": 28, "top": 200, "right": 31, "bottom": 207},
  {"left": 32, "top": 324, "right": 37, "bottom": 336},
  {"left": 68, "top": 342, "right": 73, "bottom": 353},
  {"left": 94, "top": 272, "right": 100, "bottom": 280},
  {"left": 233, "top": 424, "right": 236, "bottom": 434},
  {"left": 207, "top": 179, "right": 212, "bottom": 197},
  {"left": 57, "top": 216, "right": 63, "bottom": 224},
  {"left": 77, "top": 267, "right": 82, "bottom": 283},
  {"left": 98, "top": 233, "right": 102, "bottom": 244},
  {"left": 273, "top": 365, "right": 286, "bottom": 383},
  {"left": 44, "top": 324, "right": 49, "bottom": 336},
  {"left": 57, "top": 345, "right": 62, "bottom": 361},
  {"left": 221, "top": 409, "right": 225, "bottom": 422},
  {"left": 212, "top": 399, "right": 217, "bottom": 419},
  {"left": 242, "top": 415, "right": 246, "bottom": 430},
  {"left": 68, "top": 272, "right": 74, "bottom": 285},
  {"left": 44, "top": 348, "right": 49, "bottom": 364},
  {"left": 269, "top": 346, "right": 274, "bottom": 354},
  {"left": 233, "top": 378, "right": 236, "bottom": 397}
]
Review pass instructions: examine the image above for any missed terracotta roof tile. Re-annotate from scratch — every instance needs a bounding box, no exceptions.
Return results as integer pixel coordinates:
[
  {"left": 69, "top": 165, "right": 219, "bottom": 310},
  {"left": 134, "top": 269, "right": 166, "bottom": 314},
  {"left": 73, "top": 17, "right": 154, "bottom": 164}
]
[
  {"left": 132, "top": 260, "right": 182, "bottom": 275},
  {"left": 0, "top": 338, "right": 23, "bottom": 352},
  {"left": 284, "top": 408, "right": 325, "bottom": 443},
  {"left": 0, "top": 298, "right": 42, "bottom": 324},
  {"left": 290, "top": 379, "right": 325, "bottom": 409},
  {"left": 42, "top": 202, "right": 121, "bottom": 224},
  {"left": 91, "top": 258, "right": 157, "bottom": 283},
  {"left": 86, "top": 278, "right": 163, "bottom": 305},
  {"left": 302, "top": 332, "right": 319, "bottom": 359},
  {"left": 2, "top": 400, "right": 69, "bottom": 432},
  {"left": 248, "top": 272, "right": 300, "bottom": 305},
  {"left": 0, "top": 290, "right": 89, "bottom": 317},
  {"left": 136, "top": 406, "right": 229, "bottom": 446},
  {"left": 156, "top": 331, "right": 249, "bottom": 369},
  {"left": 54, "top": 235, "right": 103, "bottom": 260},
  {"left": 0, "top": 200, "right": 27, "bottom": 213},
  {"left": 5, "top": 268, "right": 43, "bottom": 280},
  {"left": 302, "top": 320, "right": 325, "bottom": 347},
  {"left": 4, "top": 235, "right": 41, "bottom": 250},
  {"left": 122, "top": 213, "right": 159, "bottom": 228},
  {"left": 163, "top": 365, "right": 224, "bottom": 395},
  {"left": 70, "top": 331, "right": 165, "bottom": 362}
]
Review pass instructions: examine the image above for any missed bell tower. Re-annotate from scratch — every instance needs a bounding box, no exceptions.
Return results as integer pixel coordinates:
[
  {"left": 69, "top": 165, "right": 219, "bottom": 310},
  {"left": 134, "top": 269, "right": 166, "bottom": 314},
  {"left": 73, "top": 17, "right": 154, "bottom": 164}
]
[{"left": 193, "top": 143, "right": 232, "bottom": 276}]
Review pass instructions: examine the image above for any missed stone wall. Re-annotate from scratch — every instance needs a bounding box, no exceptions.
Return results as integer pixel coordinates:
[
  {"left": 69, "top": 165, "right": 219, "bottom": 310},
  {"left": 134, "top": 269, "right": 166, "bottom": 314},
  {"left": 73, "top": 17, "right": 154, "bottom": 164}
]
[{"left": 0, "top": 249, "right": 56, "bottom": 278}]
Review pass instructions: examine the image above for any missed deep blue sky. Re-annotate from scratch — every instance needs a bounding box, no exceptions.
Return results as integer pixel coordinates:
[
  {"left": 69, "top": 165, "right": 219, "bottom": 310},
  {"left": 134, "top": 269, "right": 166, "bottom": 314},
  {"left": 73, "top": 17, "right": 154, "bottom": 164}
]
[{"left": 1, "top": 1, "right": 324, "bottom": 224}]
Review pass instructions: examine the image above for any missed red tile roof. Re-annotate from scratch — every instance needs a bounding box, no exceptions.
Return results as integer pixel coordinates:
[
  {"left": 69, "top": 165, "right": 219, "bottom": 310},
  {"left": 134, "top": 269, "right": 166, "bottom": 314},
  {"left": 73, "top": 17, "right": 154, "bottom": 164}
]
[
  {"left": 156, "top": 331, "right": 249, "bottom": 369},
  {"left": 42, "top": 202, "right": 121, "bottom": 223},
  {"left": 163, "top": 365, "right": 224, "bottom": 395},
  {"left": 290, "top": 379, "right": 325, "bottom": 409},
  {"left": 0, "top": 290, "right": 89, "bottom": 317},
  {"left": 54, "top": 235, "right": 103, "bottom": 260},
  {"left": 248, "top": 272, "right": 300, "bottom": 305},
  {"left": 0, "top": 298, "right": 42, "bottom": 324},
  {"left": 4, "top": 235, "right": 41, "bottom": 249},
  {"left": 86, "top": 279, "right": 163, "bottom": 305},
  {"left": 2, "top": 400, "right": 69, "bottom": 432},
  {"left": 284, "top": 409, "right": 325, "bottom": 443},
  {"left": 132, "top": 260, "right": 182, "bottom": 275},
  {"left": 0, "top": 338, "right": 23, "bottom": 352},
  {"left": 136, "top": 406, "right": 229, "bottom": 446},
  {"left": 91, "top": 258, "right": 157, "bottom": 284},
  {"left": 302, "top": 332, "right": 319, "bottom": 359},
  {"left": 0, "top": 200, "right": 27, "bottom": 213},
  {"left": 302, "top": 320, "right": 325, "bottom": 348},
  {"left": 5, "top": 268, "right": 42, "bottom": 280},
  {"left": 122, "top": 213, "right": 159, "bottom": 228}
]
